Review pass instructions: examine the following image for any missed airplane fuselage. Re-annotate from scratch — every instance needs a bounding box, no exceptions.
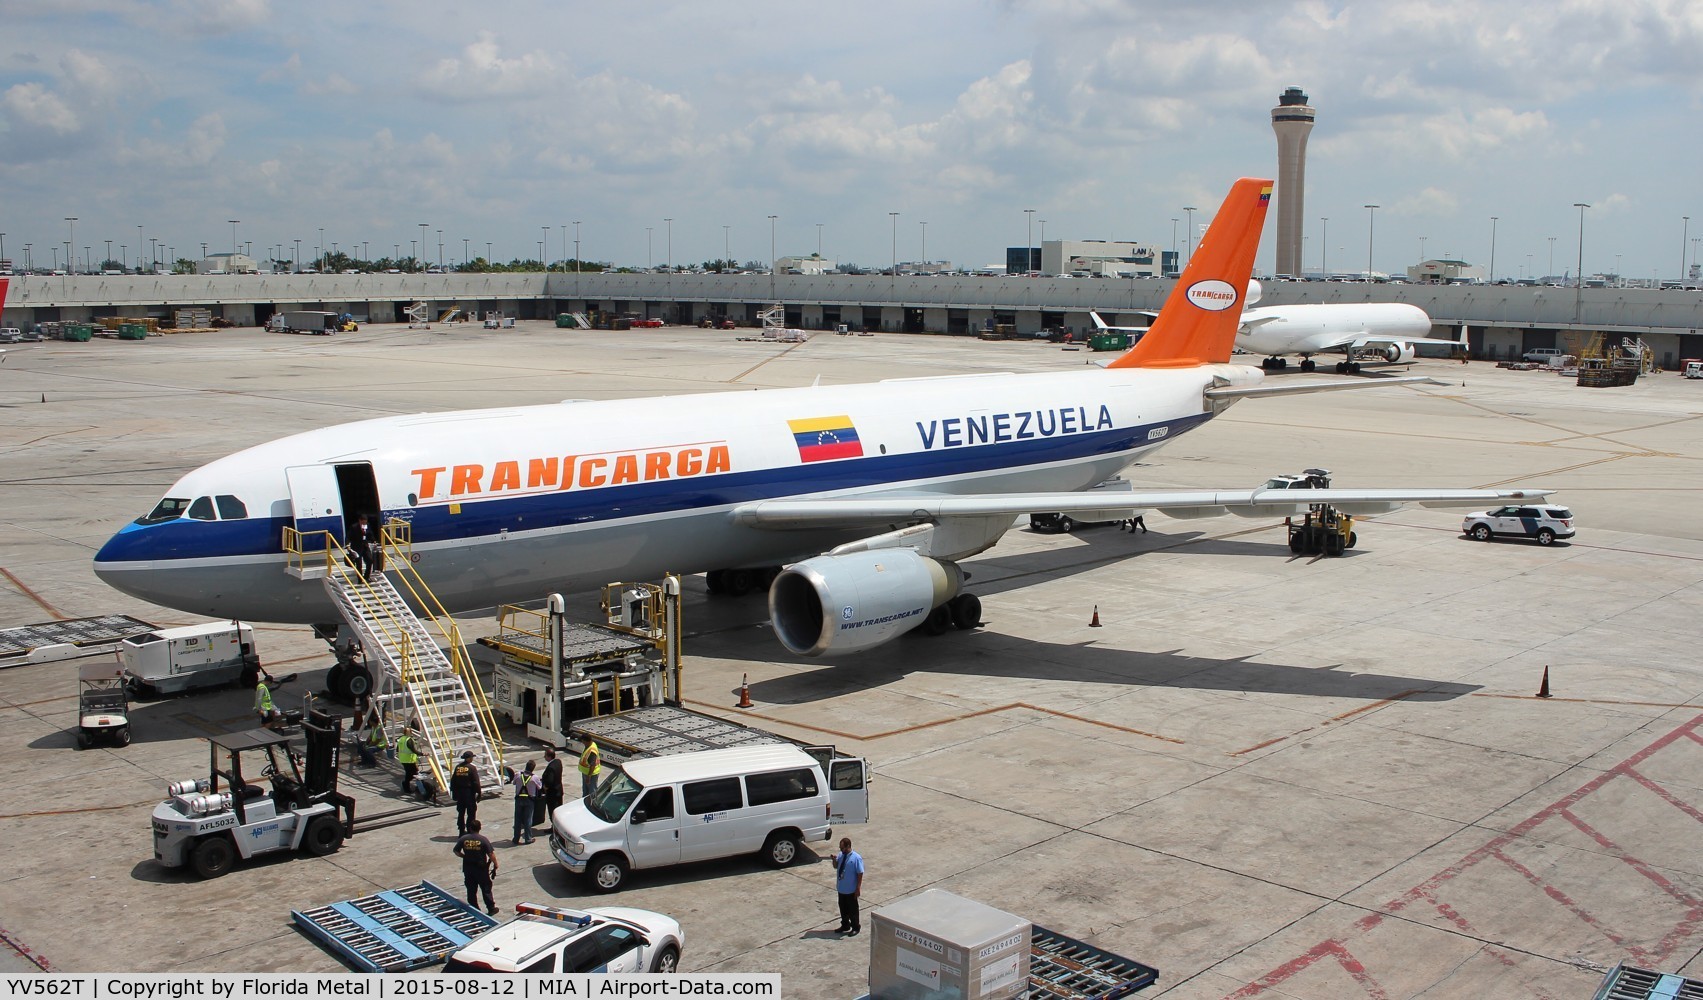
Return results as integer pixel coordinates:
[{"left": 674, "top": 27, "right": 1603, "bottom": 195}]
[
  {"left": 1238, "top": 302, "right": 1432, "bottom": 358},
  {"left": 94, "top": 364, "right": 1260, "bottom": 624}
]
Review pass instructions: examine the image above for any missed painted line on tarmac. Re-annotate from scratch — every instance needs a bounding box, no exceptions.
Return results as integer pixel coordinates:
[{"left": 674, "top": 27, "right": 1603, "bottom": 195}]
[
  {"left": 0, "top": 797, "right": 157, "bottom": 821},
  {"left": 683, "top": 697, "right": 1184, "bottom": 745},
  {"left": 0, "top": 924, "right": 52, "bottom": 971},
  {"left": 0, "top": 567, "right": 67, "bottom": 618},
  {"left": 1227, "top": 690, "right": 1424, "bottom": 757},
  {"left": 1220, "top": 710, "right": 1703, "bottom": 997}
]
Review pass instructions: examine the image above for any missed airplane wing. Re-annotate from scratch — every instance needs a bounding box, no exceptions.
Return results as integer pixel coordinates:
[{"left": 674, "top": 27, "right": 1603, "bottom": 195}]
[
  {"left": 733, "top": 485, "right": 1549, "bottom": 528},
  {"left": 1348, "top": 332, "right": 1467, "bottom": 350},
  {"left": 1089, "top": 310, "right": 1152, "bottom": 333}
]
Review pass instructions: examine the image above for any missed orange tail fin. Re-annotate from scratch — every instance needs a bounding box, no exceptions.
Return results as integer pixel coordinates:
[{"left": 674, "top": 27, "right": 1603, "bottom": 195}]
[
  {"left": 0, "top": 277, "right": 8, "bottom": 318},
  {"left": 1107, "top": 177, "right": 1272, "bottom": 369}
]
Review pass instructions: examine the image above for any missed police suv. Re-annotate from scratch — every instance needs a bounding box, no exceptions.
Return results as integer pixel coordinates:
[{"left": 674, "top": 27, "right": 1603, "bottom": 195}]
[
  {"left": 443, "top": 902, "right": 682, "bottom": 974},
  {"left": 1461, "top": 504, "right": 1576, "bottom": 545}
]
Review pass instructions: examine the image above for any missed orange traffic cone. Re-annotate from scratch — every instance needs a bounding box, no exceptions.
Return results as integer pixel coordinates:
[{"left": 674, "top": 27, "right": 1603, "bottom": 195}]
[
  {"left": 1536, "top": 665, "right": 1552, "bottom": 699},
  {"left": 736, "top": 673, "right": 753, "bottom": 708},
  {"left": 1089, "top": 605, "right": 1102, "bottom": 628}
]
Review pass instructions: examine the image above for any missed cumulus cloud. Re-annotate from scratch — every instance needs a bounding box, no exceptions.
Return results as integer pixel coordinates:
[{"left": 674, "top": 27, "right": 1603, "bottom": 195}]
[
  {"left": 3, "top": 83, "right": 80, "bottom": 134},
  {"left": 118, "top": 111, "right": 227, "bottom": 166},
  {"left": 419, "top": 31, "right": 561, "bottom": 101},
  {"left": 166, "top": 0, "right": 271, "bottom": 35}
]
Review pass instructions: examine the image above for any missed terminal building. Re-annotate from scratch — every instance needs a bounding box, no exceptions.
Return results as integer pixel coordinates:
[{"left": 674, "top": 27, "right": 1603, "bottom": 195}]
[
  {"left": 1040, "top": 240, "right": 1165, "bottom": 278},
  {"left": 5, "top": 270, "right": 1702, "bottom": 369},
  {"left": 1408, "top": 259, "right": 1486, "bottom": 284},
  {"left": 198, "top": 252, "right": 260, "bottom": 275}
]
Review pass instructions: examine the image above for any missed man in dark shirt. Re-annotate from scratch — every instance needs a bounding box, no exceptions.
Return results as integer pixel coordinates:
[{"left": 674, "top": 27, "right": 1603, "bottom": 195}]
[
  {"left": 540, "top": 746, "right": 564, "bottom": 819},
  {"left": 452, "top": 819, "right": 499, "bottom": 915},
  {"left": 449, "top": 750, "right": 480, "bottom": 836}
]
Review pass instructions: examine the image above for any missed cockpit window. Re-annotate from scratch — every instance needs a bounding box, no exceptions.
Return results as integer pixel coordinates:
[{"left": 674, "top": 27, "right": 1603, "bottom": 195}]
[
  {"left": 215, "top": 495, "right": 248, "bottom": 520},
  {"left": 136, "top": 498, "right": 192, "bottom": 526},
  {"left": 186, "top": 496, "right": 216, "bottom": 521}
]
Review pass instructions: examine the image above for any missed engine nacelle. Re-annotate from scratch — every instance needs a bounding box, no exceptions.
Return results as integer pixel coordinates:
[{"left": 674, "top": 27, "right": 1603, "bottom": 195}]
[
  {"left": 1381, "top": 342, "right": 1415, "bottom": 363},
  {"left": 769, "top": 549, "right": 963, "bottom": 656}
]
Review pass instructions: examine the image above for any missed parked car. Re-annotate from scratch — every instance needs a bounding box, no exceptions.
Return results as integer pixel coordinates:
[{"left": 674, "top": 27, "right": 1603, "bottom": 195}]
[
  {"left": 1029, "top": 512, "right": 1121, "bottom": 533},
  {"left": 1522, "top": 347, "right": 1566, "bottom": 364},
  {"left": 632, "top": 318, "right": 663, "bottom": 328},
  {"left": 443, "top": 902, "right": 682, "bottom": 974},
  {"left": 1461, "top": 504, "right": 1575, "bottom": 545}
]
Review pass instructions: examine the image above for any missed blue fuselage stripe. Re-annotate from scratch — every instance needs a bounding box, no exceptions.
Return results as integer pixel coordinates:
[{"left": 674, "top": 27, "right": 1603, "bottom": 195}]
[{"left": 97, "top": 413, "right": 1211, "bottom": 564}]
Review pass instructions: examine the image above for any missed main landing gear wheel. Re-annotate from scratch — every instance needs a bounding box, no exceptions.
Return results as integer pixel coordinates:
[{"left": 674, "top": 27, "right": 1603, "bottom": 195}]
[
  {"left": 921, "top": 604, "right": 954, "bottom": 636},
  {"left": 1300, "top": 359, "right": 1316, "bottom": 372},
  {"left": 948, "top": 593, "right": 982, "bottom": 630}
]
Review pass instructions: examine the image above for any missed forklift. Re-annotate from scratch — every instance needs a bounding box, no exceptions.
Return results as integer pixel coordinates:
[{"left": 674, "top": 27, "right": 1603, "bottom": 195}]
[
  {"left": 150, "top": 708, "right": 355, "bottom": 878},
  {"left": 1269, "top": 469, "right": 1358, "bottom": 557}
]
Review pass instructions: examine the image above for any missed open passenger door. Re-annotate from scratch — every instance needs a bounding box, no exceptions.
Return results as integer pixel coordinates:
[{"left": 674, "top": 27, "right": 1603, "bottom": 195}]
[{"left": 286, "top": 464, "right": 345, "bottom": 551}]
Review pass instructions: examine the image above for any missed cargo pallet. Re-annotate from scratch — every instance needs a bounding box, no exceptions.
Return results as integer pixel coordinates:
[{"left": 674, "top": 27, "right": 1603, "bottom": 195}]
[
  {"left": 0, "top": 614, "right": 156, "bottom": 668},
  {"left": 292, "top": 880, "right": 497, "bottom": 972},
  {"left": 1028, "top": 925, "right": 1160, "bottom": 999},
  {"left": 1593, "top": 962, "right": 1703, "bottom": 1000}
]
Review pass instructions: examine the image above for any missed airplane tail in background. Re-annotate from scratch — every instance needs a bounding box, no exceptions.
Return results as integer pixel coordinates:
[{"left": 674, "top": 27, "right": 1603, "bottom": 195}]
[
  {"left": 0, "top": 277, "right": 9, "bottom": 316},
  {"left": 1107, "top": 177, "right": 1272, "bottom": 369}
]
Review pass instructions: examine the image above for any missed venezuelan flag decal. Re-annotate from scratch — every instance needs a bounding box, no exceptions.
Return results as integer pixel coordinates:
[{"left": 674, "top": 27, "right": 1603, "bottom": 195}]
[
  {"left": 788, "top": 415, "right": 864, "bottom": 462},
  {"left": 1258, "top": 185, "right": 1273, "bottom": 205}
]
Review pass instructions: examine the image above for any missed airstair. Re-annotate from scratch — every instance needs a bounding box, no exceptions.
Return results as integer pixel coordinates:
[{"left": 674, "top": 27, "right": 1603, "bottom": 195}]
[
  {"left": 404, "top": 301, "right": 430, "bottom": 328},
  {"left": 283, "top": 523, "right": 506, "bottom": 796}
]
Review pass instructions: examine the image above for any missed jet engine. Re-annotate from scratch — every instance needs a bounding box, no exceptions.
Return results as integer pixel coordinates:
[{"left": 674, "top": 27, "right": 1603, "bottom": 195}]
[
  {"left": 1380, "top": 342, "right": 1416, "bottom": 363},
  {"left": 769, "top": 549, "right": 963, "bottom": 656}
]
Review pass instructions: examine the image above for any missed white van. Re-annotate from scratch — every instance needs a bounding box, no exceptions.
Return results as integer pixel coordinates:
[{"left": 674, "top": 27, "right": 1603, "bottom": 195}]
[{"left": 550, "top": 744, "right": 869, "bottom": 893}]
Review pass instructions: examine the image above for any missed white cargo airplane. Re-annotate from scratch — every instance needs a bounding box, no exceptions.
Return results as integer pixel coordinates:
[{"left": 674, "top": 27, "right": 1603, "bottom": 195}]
[
  {"left": 95, "top": 178, "right": 1548, "bottom": 657},
  {"left": 1092, "top": 281, "right": 1460, "bottom": 374}
]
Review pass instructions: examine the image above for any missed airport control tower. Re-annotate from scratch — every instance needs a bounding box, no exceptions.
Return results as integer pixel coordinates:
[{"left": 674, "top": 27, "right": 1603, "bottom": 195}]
[{"left": 1271, "top": 87, "right": 1315, "bottom": 277}]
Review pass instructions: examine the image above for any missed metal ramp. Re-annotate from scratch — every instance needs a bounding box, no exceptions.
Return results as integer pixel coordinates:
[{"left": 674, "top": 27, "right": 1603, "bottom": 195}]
[
  {"left": 1028, "top": 925, "right": 1159, "bottom": 999},
  {"left": 570, "top": 312, "right": 591, "bottom": 329},
  {"left": 0, "top": 614, "right": 155, "bottom": 668},
  {"left": 292, "top": 880, "right": 497, "bottom": 972},
  {"left": 1595, "top": 963, "right": 1703, "bottom": 1000}
]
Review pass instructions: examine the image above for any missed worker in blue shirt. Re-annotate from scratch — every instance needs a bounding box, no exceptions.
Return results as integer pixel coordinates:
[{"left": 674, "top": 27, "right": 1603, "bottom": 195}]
[{"left": 833, "top": 837, "right": 864, "bottom": 936}]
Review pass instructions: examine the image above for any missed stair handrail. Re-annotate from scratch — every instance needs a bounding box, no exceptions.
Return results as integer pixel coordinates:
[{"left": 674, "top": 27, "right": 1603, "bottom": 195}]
[
  {"left": 379, "top": 520, "right": 506, "bottom": 775},
  {"left": 323, "top": 543, "right": 457, "bottom": 792}
]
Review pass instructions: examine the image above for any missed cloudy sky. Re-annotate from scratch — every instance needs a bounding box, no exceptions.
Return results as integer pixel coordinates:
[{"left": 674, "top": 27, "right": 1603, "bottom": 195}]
[{"left": 3, "top": 0, "right": 1700, "bottom": 279}]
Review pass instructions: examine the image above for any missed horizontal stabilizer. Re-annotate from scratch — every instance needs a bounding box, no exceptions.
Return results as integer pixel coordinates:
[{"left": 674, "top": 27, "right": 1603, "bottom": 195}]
[{"left": 1205, "top": 375, "right": 1446, "bottom": 401}]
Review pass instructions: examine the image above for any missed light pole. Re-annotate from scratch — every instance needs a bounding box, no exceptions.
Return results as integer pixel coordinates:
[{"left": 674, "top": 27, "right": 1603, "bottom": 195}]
[
  {"left": 889, "top": 212, "right": 899, "bottom": 291},
  {"left": 1547, "top": 237, "right": 1557, "bottom": 280},
  {"left": 1183, "top": 206, "right": 1197, "bottom": 267},
  {"left": 64, "top": 217, "right": 77, "bottom": 274},
  {"left": 137, "top": 225, "right": 144, "bottom": 270},
  {"left": 463, "top": 238, "right": 470, "bottom": 266},
  {"left": 1023, "top": 209, "right": 1035, "bottom": 274},
  {"left": 573, "top": 222, "right": 581, "bottom": 276},
  {"left": 1573, "top": 202, "right": 1590, "bottom": 322},
  {"left": 1363, "top": 204, "right": 1379, "bottom": 280},
  {"left": 1170, "top": 218, "right": 1178, "bottom": 274},
  {"left": 1489, "top": 216, "right": 1498, "bottom": 283},
  {"left": 1418, "top": 236, "right": 1427, "bottom": 262},
  {"left": 437, "top": 230, "right": 444, "bottom": 269},
  {"left": 418, "top": 223, "right": 429, "bottom": 269},
  {"left": 816, "top": 223, "right": 823, "bottom": 256},
  {"left": 664, "top": 218, "right": 672, "bottom": 271},
  {"left": 226, "top": 219, "right": 238, "bottom": 255},
  {"left": 919, "top": 221, "right": 927, "bottom": 267},
  {"left": 119, "top": 245, "right": 125, "bottom": 270},
  {"left": 104, "top": 239, "right": 111, "bottom": 269},
  {"left": 22, "top": 245, "right": 30, "bottom": 272},
  {"left": 722, "top": 226, "right": 730, "bottom": 269},
  {"left": 541, "top": 226, "right": 550, "bottom": 270},
  {"left": 1683, "top": 216, "right": 1691, "bottom": 281},
  {"left": 318, "top": 227, "right": 325, "bottom": 265},
  {"left": 768, "top": 214, "right": 778, "bottom": 300},
  {"left": 486, "top": 243, "right": 492, "bottom": 267}
]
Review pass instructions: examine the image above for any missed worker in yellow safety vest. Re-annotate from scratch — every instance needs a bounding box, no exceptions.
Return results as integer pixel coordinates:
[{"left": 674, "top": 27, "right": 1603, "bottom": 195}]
[
  {"left": 578, "top": 740, "right": 602, "bottom": 798},
  {"left": 396, "top": 728, "right": 419, "bottom": 795},
  {"left": 254, "top": 677, "right": 276, "bottom": 727}
]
